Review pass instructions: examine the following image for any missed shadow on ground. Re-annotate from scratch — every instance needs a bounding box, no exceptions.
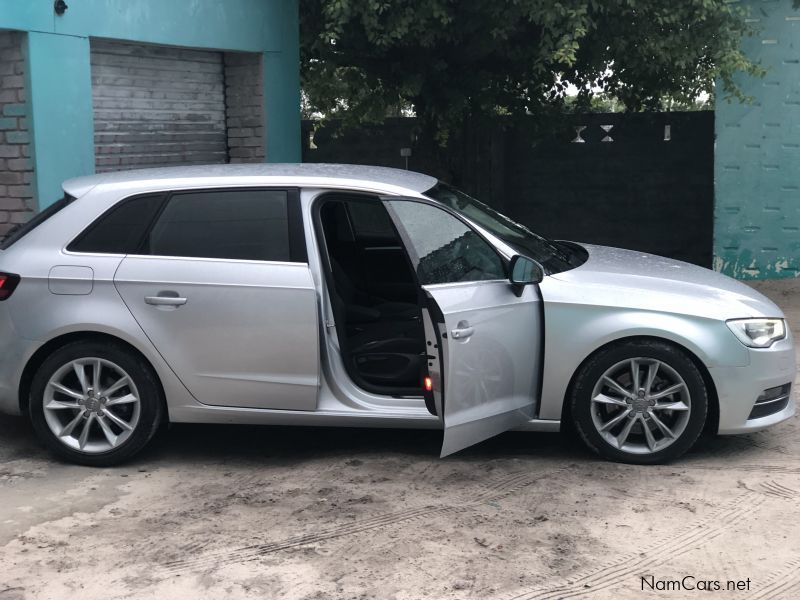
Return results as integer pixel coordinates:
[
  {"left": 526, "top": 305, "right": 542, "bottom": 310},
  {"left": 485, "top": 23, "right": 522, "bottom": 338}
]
[{"left": 0, "top": 410, "right": 776, "bottom": 470}]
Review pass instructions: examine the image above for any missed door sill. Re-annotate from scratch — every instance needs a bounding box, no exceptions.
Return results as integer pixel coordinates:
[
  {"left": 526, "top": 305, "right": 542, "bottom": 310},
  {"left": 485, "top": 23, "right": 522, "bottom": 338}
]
[{"left": 513, "top": 419, "right": 561, "bottom": 432}]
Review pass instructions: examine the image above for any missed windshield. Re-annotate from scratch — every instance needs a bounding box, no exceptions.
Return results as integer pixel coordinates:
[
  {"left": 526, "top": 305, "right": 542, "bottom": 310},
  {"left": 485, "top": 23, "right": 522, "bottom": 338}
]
[{"left": 424, "top": 182, "right": 580, "bottom": 273}]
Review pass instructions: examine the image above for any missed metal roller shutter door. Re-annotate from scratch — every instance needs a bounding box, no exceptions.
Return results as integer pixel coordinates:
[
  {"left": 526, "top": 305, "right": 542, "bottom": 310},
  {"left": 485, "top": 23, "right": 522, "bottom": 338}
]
[{"left": 91, "top": 40, "right": 228, "bottom": 172}]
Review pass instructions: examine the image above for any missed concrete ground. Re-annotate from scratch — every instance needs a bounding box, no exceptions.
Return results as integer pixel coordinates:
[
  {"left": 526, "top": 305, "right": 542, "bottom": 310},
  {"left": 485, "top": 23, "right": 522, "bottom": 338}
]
[{"left": 0, "top": 280, "right": 798, "bottom": 600}]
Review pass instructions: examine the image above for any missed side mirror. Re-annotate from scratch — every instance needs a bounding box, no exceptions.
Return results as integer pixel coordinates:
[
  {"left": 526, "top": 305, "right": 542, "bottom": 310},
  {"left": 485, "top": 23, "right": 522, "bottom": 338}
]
[{"left": 509, "top": 255, "right": 544, "bottom": 292}]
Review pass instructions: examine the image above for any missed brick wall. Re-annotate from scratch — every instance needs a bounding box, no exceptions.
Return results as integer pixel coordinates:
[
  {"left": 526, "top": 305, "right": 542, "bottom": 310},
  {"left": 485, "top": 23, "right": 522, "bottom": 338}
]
[
  {"left": 224, "top": 52, "right": 265, "bottom": 163},
  {"left": 0, "top": 30, "right": 34, "bottom": 235}
]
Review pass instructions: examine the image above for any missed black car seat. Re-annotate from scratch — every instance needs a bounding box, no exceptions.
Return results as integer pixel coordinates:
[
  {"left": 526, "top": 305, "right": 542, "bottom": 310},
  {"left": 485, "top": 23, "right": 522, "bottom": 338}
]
[
  {"left": 322, "top": 200, "right": 427, "bottom": 389},
  {"left": 330, "top": 258, "right": 420, "bottom": 323},
  {"left": 347, "top": 325, "right": 426, "bottom": 388},
  {"left": 322, "top": 202, "right": 419, "bottom": 323},
  {"left": 327, "top": 269, "right": 425, "bottom": 388}
]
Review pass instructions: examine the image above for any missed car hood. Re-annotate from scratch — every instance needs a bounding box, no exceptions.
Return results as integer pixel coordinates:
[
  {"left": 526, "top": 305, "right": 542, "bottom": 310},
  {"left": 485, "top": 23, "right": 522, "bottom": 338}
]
[{"left": 546, "top": 244, "right": 783, "bottom": 320}]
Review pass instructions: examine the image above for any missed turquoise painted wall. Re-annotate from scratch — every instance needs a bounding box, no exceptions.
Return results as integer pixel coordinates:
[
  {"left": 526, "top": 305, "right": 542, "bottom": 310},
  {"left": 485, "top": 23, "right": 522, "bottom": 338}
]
[
  {"left": 24, "top": 32, "right": 95, "bottom": 207},
  {"left": 0, "top": 0, "right": 292, "bottom": 52},
  {"left": 264, "top": 0, "right": 301, "bottom": 164},
  {"left": 0, "top": 0, "right": 300, "bottom": 207},
  {"left": 714, "top": 0, "right": 800, "bottom": 279}
]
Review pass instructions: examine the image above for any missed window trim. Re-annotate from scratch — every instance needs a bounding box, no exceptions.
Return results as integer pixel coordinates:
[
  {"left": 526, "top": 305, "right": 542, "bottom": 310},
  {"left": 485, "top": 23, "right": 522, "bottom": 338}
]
[
  {"left": 66, "top": 186, "right": 307, "bottom": 264},
  {"left": 286, "top": 188, "right": 307, "bottom": 262}
]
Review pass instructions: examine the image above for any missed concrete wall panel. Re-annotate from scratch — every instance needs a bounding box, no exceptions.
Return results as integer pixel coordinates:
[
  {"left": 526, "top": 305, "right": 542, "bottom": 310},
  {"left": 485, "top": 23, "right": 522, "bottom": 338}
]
[{"left": 714, "top": 0, "right": 800, "bottom": 279}]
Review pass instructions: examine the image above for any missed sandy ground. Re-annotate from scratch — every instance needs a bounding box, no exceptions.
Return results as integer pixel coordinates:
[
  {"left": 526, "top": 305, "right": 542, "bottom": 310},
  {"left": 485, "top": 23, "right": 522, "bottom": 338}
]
[{"left": 0, "top": 280, "right": 798, "bottom": 600}]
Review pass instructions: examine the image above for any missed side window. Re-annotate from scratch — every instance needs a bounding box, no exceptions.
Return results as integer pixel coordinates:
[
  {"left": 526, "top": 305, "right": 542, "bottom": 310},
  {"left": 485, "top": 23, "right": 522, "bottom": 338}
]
[
  {"left": 346, "top": 200, "right": 397, "bottom": 239},
  {"left": 145, "top": 189, "right": 292, "bottom": 262},
  {"left": 386, "top": 200, "right": 505, "bottom": 285},
  {"left": 68, "top": 194, "right": 164, "bottom": 254}
]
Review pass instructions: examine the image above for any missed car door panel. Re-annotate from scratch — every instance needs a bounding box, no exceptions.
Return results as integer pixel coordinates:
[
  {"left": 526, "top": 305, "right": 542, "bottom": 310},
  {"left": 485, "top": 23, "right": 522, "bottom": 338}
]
[
  {"left": 114, "top": 256, "right": 319, "bottom": 410},
  {"left": 383, "top": 197, "right": 542, "bottom": 456},
  {"left": 424, "top": 282, "right": 540, "bottom": 456}
]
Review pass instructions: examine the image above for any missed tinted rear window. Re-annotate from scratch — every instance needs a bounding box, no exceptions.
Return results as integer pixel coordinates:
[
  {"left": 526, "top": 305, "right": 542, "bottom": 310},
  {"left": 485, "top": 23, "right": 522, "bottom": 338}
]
[
  {"left": 0, "top": 195, "right": 75, "bottom": 250},
  {"left": 68, "top": 194, "right": 164, "bottom": 254},
  {"left": 145, "top": 189, "right": 292, "bottom": 261}
]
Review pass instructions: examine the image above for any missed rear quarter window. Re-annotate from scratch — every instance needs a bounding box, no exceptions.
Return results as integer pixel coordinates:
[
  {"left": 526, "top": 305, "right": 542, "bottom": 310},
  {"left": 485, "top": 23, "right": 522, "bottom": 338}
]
[{"left": 68, "top": 194, "right": 165, "bottom": 254}]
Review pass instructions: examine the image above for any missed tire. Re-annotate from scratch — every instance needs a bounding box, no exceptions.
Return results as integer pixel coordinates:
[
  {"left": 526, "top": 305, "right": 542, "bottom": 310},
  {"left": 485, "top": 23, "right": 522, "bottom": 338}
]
[
  {"left": 29, "top": 340, "right": 164, "bottom": 467},
  {"left": 569, "top": 339, "right": 707, "bottom": 465}
]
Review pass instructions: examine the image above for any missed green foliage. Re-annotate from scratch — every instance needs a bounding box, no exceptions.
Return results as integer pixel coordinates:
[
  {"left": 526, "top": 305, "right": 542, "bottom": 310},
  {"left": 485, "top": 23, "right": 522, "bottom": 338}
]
[{"left": 301, "top": 0, "right": 763, "bottom": 139}]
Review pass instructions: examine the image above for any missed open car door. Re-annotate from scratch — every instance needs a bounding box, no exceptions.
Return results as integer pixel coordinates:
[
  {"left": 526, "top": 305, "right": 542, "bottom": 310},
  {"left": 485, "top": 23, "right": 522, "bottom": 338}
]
[{"left": 382, "top": 197, "right": 543, "bottom": 457}]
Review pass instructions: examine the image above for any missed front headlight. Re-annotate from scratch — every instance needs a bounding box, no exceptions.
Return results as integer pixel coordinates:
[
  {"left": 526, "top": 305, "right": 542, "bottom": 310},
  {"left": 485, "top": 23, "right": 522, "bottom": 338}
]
[{"left": 726, "top": 318, "right": 786, "bottom": 348}]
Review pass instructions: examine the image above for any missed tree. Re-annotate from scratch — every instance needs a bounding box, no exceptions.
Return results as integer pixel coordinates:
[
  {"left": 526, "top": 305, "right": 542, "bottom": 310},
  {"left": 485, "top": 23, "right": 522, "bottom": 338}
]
[{"left": 301, "top": 0, "right": 763, "bottom": 141}]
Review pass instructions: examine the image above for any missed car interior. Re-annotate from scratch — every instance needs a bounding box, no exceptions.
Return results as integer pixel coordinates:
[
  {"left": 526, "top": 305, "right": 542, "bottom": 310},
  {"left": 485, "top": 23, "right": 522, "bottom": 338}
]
[{"left": 316, "top": 194, "right": 427, "bottom": 396}]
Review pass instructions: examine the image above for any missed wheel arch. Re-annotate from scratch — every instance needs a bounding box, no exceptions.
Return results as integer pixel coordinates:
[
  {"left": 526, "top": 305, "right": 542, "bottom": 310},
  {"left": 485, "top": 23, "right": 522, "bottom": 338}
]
[
  {"left": 18, "top": 331, "right": 168, "bottom": 418},
  {"left": 559, "top": 335, "right": 720, "bottom": 435}
]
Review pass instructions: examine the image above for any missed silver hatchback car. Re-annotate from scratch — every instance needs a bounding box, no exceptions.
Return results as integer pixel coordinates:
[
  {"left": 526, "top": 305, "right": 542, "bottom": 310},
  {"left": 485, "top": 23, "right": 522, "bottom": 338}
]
[{"left": 0, "top": 164, "right": 795, "bottom": 466}]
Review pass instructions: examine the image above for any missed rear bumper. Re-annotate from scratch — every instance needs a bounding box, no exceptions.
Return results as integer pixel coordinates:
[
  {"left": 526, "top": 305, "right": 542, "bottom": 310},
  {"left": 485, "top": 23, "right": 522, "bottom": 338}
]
[
  {"left": 0, "top": 306, "right": 38, "bottom": 417},
  {"left": 710, "top": 332, "right": 796, "bottom": 435}
]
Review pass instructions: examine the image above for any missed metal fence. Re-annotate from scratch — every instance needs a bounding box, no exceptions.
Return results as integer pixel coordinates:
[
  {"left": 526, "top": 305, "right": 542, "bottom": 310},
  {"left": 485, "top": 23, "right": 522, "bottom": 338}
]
[{"left": 303, "top": 112, "right": 714, "bottom": 267}]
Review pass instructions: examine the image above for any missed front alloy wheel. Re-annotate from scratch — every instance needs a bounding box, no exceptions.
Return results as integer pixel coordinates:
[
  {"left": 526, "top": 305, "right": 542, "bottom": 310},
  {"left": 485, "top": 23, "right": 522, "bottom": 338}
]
[
  {"left": 30, "top": 341, "right": 163, "bottom": 466},
  {"left": 590, "top": 358, "right": 692, "bottom": 455},
  {"left": 570, "top": 340, "right": 708, "bottom": 464}
]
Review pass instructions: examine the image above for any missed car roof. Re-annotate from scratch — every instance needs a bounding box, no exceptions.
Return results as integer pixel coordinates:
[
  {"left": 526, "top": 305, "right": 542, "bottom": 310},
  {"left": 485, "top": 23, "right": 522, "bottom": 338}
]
[{"left": 62, "top": 163, "right": 439, "bottom": 198}]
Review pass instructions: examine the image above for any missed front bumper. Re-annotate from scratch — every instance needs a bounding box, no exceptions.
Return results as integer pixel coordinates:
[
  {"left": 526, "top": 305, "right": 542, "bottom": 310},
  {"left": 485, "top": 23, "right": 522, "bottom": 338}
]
[{"left": 709, "top": 331, "right": 797, "bottom": 434}]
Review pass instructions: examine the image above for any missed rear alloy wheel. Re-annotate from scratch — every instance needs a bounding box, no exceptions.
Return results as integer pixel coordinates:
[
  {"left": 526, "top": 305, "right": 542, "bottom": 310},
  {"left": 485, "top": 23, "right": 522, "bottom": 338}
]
[
  {"left": 29, "top": 341, "right": 163, "bottom": 466},
  {"left": 570, "top": 340, "right": 708, "bottom": 464}
]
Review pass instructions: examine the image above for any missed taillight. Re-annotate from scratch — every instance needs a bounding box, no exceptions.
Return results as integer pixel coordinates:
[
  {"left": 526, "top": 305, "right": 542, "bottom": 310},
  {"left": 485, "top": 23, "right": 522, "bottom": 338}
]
[{"left": 0, "top": 273, "right": 20, "bottom": 301}]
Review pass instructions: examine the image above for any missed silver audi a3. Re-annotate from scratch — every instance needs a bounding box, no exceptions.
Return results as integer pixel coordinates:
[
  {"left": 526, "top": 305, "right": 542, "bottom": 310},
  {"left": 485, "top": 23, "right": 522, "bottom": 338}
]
[{"left": 0, "top": 164, "right": 794, "bottom": 466}]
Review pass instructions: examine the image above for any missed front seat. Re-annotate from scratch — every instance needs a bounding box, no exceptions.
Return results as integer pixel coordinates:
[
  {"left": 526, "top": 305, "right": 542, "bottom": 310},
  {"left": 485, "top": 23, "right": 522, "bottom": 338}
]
[
  {"left": 330, "top": 257, "right": 420, "bottom": 324},
  {"left": 321, "top": 202, "right": 419, "bottom": 323},
  {"left": 347, "top": 324, "right": 426, "bottom": 389}
]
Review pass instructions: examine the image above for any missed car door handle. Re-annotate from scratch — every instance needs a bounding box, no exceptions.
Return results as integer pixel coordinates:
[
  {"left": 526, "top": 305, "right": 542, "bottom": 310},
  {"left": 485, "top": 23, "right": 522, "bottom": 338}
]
[
  {"left": 144, "top": 294, "right": 187, "bottom": 307},
  {"left": 451, "top": 325, "right": 474, "bottom": 340}
]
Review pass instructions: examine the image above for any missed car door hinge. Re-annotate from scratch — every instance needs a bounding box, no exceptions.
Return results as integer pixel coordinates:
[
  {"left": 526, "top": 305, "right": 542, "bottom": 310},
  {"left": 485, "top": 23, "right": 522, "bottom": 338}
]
[{"left": 325, "top": 320, "right": 336, "bottom": 329}]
